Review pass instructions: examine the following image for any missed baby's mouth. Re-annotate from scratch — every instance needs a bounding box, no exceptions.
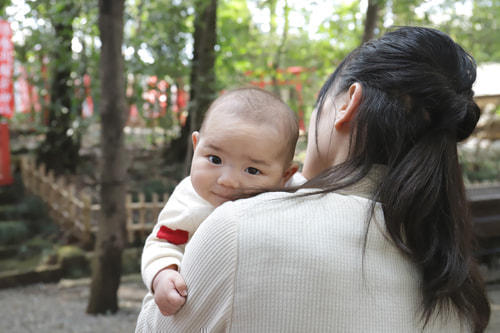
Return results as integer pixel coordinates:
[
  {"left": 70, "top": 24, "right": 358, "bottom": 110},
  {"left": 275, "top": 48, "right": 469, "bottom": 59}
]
[{"left": 213, "top": 192, "right": 233, "bottom": 201}]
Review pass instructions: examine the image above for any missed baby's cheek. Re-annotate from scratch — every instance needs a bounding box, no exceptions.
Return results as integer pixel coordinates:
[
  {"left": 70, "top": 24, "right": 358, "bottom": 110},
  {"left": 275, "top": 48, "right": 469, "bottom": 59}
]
[{"left": 260, "top": 176, "right": 283, "bottom": 188}]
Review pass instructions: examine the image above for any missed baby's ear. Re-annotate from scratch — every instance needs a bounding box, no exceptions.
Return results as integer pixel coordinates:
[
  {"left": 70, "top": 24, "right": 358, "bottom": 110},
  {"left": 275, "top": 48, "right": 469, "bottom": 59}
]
[
  {"left": 282, "top": 163, "right": 299, "bottom": 185},
  {"left": 192, "top": 131, "right": 200, "bottom": 150}
]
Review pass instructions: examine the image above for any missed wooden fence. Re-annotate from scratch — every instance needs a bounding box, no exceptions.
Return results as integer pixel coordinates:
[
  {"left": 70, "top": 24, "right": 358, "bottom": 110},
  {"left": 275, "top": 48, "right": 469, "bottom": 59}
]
[{"left": 20, "top": 157, "right": 168, "bottom": 245}]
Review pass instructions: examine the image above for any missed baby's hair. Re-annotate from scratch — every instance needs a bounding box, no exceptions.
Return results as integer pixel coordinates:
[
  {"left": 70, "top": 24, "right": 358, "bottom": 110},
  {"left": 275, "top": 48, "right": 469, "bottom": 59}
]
[{"left": 200, "top": 87, "right": 299, "bottom": 164}]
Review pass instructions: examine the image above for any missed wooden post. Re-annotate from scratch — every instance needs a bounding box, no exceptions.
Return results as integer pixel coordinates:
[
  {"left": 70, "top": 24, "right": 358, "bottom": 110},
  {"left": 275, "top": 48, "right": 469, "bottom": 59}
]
[
  {"left": 126, "top": 193, "right": 134, "bottom": 243},
  {"left": 46, "top": 169, "right": 56, "bottom": 221},
  {"left": 30, "top": 158, "right": 37, "bottom": 193},
  {"left": 35, "top": 163, "right": 45, "bottom": 196},
  {"left": 82, "top": 192, "right": 92, "bottom": 244},
  {"left": 147, "top": 192, "right": 159, "bottom": 238},
  {"left": 57, "top": 176, "right": 66, "bottom": 225},
  {"left": 68, "top": 184, "right": 76, "bottom": 224},
  {"left": 138, "top": 192, "right": 145, "bottom": 243},
  {"left": 20, "top": 157, "right": 27, "bottom": 190},
  {"left": 26, "top": 158, "right": 34, "bottom": 193}
]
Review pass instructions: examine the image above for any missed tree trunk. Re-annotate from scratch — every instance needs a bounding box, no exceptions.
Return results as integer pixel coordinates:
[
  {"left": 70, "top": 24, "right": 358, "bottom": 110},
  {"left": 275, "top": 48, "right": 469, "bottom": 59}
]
[
  {"left": 164, "top": 0, "right": 218, "bottom": 175},
  {"left": 362, "top": 0, "right": 379, "bottom": 43},
  {"left": 36, "top": 3, "right": 80, "bottom": 176},
  {"left": 87, "top": 0, "right": 127, "bottom": 315},
  {"left": 267, "top": 0, "right": 283, "bottom": 96}
]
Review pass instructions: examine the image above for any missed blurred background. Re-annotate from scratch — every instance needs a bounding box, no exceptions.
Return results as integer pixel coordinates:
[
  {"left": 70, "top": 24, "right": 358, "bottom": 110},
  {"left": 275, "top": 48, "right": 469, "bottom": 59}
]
[{"left": 0, "top": 0, "right": 499, "bottom": 331}]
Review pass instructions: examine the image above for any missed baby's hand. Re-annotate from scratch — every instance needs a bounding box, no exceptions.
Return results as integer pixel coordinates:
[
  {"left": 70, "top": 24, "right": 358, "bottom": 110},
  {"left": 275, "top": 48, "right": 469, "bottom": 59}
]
[{"left": 152, "top": 268, "right": 188, "bottom": 316}]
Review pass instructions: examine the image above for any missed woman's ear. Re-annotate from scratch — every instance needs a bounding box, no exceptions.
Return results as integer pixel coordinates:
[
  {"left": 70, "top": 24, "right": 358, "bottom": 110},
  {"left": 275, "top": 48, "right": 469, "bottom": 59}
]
[
  {"left": 334, "top": 83, "right": 362, "bottom": 130},
  {"left": 192, "top": 131, "right": 200, "bottom": 150}
]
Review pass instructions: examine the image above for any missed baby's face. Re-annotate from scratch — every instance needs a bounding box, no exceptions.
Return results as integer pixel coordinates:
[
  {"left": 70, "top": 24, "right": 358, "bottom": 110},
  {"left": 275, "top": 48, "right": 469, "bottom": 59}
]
[{"left": 190, "top": 112, "right": 294, "bottom": 207}]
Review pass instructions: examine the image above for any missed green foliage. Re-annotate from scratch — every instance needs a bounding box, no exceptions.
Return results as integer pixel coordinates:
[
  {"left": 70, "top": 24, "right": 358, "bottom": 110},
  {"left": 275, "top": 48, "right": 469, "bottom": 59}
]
[
  {"left": 463, "top": 0, "right": 500, "bottom": 62},
  {"left": 0, "top": 221, "right": 29, "bottom": 245},
  {"left": 0, "top": 205, "right": 17, "bottom": 220},
  {"left": 315, "top": 1, "right": 365, "bottom": 73},
  {"left": 131, "top": 179, "right": 174, "bottom": 202},
  {"left": 0, "top": 0, "right": 11, "bottom": 16},
  {"left": 216, "top": 0, "right": 369, "bottom": 119},
  {"left": 390, "top": 0, "right": 427, "bottom": 27},
  {"left": 58, "top": 244, "right": 85, "bottom": 258},
  {"left": 16, "top": 195, "right": 47, "bottom": 220},
  {"left": 16, "top": 236, "right": 54, "bottom": 261},
  {"left": 15, "top": 194, "right": 57, "bottom": 235},
  {"left": 400, "top": 0, "right": 500, "bottom": 63},
  {"left": 121, "top": 248, "right": 142, "bottom": 274},
  {"left": 461, "top": 159, "right": 500, "bottom": 183},
  {"left": 0, "top": 251, "right": 43, "bottom": 272},
  {"left": 15, "top": 0, "right": 93, "bottom": 110},
  {"left": 57, "top": 245, "right": 90, "bottom": 278},
  {"left": 216, "top": 0, "right": 255, "bottom": 87},
  {"left": 125, "top": 0, "right": 192, "bottom": 78},
  {"left": 7, "top": 0, "right": 500, "bottom": 152},
  {"left": 12, "top": 0, "right": 96, "bottom": 175},
  {"left": 0, "top": 173, "right": 25, "bottom": 204},
  {"left": 459, "top": 144, "right": 500, "bottom": 184}
]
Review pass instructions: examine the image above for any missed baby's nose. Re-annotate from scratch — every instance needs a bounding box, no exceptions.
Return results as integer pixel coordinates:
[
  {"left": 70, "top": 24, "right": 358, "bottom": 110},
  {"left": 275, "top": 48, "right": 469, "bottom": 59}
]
[{"left": 218, "top": 171, "right": 239, "bottom": 189}]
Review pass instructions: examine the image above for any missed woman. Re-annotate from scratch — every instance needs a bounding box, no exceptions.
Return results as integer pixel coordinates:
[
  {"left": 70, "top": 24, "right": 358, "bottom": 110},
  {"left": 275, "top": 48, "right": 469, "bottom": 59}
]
[{"left": 136, "top": 26, "right": 490, "bottom": 332}]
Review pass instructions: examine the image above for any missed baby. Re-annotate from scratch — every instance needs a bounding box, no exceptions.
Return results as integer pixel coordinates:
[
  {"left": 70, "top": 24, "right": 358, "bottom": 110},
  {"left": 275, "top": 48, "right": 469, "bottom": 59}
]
[{"left": 141, "top": 87, "right": 305, "bottom": 316}]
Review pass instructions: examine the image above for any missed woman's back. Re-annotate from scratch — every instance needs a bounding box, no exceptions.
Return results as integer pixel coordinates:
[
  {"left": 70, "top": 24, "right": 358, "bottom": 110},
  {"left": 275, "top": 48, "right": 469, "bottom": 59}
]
[
  {"left": 137, "top": 171, "right": 467, "bottom": 332},
  {"left": 225, "top": 188, "right": 465, "bottom": 332}
]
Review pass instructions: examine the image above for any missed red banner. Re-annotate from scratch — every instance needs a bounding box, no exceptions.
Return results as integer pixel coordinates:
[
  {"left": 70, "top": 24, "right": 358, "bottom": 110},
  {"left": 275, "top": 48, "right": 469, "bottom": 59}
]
[
  {"left": 0, "top": 122, "right": 13, "bottom": 186},
  {"left": 0, "top": 20, "right": 13, "bottom": 118}
]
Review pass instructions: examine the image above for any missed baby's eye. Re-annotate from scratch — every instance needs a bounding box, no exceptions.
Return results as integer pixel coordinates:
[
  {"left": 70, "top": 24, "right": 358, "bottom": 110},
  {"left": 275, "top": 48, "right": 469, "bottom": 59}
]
[
  {"left": 245, "top": 167, "right": 261, "bottom": 175},
  {"left": 208, "top": 155, "right": 222, "bottom": 164}
]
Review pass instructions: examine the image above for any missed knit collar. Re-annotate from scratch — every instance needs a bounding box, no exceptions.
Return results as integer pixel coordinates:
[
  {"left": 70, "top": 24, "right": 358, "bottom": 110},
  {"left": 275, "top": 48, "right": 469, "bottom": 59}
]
[{"left": 336, "top": 164, "right": 387, "bottom": 200}]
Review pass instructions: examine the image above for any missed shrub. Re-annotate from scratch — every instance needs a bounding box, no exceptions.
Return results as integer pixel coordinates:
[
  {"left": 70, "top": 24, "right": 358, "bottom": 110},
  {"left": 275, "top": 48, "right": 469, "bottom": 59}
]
[{"left": 0, "top": 221, "right": 29, "bottom": 245}]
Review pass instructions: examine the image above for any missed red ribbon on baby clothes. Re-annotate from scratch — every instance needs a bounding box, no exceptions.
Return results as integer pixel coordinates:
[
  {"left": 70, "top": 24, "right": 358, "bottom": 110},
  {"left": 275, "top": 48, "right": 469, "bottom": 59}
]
[{"left": 157, "top": 226, "right": 189, "bottom": 245}]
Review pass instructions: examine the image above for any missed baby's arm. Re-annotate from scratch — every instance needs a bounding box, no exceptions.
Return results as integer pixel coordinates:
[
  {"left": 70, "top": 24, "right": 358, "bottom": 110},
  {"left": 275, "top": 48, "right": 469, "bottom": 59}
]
[
  {"left": 151, "top": 265, "right": 188, "bottom": 316},
  {"left": 141, "top": 177, "right": 215, "bottom": 314},
  {"left": 135, "top": 201, "right": 240, "bottom": 332},
  {"left": 141, "top": 219, "right": 188, "bottom": 316},
  {"left": 141, "top": 219, "right": 187, "bottom": 293}
]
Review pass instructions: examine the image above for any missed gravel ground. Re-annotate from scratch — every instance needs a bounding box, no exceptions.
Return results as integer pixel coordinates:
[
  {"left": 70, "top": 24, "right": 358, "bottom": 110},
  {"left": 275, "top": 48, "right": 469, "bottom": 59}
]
[
  {"left": 0, "top": 274, "right": 147, "bottom": 333},
  {"left": 0, "top": 274, "right": 499, "bottom": 333}
]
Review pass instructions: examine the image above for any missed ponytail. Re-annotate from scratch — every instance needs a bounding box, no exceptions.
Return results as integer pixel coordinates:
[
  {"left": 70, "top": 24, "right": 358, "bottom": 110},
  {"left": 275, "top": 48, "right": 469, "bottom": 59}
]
[
  {"left": 310, "top": 27, "right": 491, "bottom": 332},
  {"left": 379, "top": 130, "right": 489, "bottom": 331}
]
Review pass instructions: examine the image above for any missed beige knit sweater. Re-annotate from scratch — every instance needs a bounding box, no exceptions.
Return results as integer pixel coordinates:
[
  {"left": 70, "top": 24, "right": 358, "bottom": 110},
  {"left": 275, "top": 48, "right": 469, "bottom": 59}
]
[{"left": 135, "top": 172, "right": 468, "bottom": 332}]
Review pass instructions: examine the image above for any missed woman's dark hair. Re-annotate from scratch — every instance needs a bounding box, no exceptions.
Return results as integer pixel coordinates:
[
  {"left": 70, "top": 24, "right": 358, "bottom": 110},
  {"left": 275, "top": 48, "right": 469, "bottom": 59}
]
[{"left": 308, "top": 27, "right": 490, "bottom": 332}]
